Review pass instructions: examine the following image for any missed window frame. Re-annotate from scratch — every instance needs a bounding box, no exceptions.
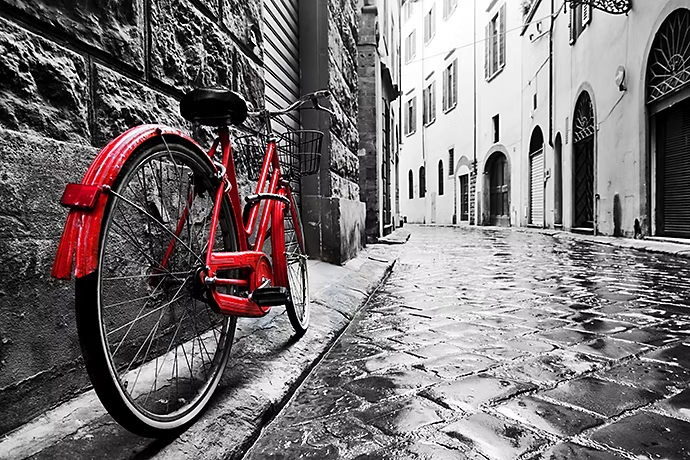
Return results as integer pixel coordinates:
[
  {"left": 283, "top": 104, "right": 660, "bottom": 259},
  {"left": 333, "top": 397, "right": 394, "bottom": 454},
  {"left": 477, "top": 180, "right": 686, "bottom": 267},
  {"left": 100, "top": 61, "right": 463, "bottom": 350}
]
[
  {"left": 485, "top": 3, "right": 506, "bottom": 81},
  {"left": 443, "top": 0, "right": 458, "bottom": 20},
  {"left": 405, "top": 96, "right": 417, "bottom": 136},
  {"left": 405, "top": 29, "right": 417, "bottom": 63},
  {"left": 422, "top": 80, "right": 436, "bottom": 126},
  {"left": 424, "top": 5, "right": 436, "bottom": 44},
  {"left": 442, "top": 59, "right": 458, "bottom": 112}
]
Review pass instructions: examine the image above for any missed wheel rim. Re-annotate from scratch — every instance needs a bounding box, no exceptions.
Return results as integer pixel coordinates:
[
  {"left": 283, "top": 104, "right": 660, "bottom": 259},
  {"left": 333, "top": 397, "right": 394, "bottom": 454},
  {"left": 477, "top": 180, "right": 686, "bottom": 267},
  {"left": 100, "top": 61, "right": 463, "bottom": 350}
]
[
  {"left": 97, "top": 147, "right": 236, "bottom": 423},
  {"left": 284, "top": 209, "right": 308, "bottom": 327}
]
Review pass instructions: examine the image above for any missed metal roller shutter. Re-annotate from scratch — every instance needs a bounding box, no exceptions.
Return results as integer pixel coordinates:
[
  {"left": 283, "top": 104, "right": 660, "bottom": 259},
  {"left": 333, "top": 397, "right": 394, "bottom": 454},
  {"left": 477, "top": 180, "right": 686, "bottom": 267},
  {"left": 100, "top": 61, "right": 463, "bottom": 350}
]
[
  {"left": 530, "top": 149, "right": 544, "bottom": 226},
  {"left": 659, "top": 98, "right": 690, "bottom": 237},
  {"left": 263, "top": 0, "right": 300, "bottom": 131}
]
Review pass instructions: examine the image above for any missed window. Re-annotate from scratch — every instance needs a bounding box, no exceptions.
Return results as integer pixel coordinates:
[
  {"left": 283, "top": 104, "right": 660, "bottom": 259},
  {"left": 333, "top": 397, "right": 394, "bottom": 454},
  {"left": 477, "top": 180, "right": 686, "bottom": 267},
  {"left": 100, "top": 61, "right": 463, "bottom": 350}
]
[
  {"left": 405, "top": 96, "right": 417, "bottom": 136},
  {"left": 442, "top": 59, "right": 458, "bottom": 111},
  {"left": 408, "top": 170, "right": 414, "bottom": 199},
  {"left": 419, "top": 166, "right": 426, "bottom": 198},
  {"left": 405, "top": 30, "right": 416, "bottom": 63},
  {"left": 569, "top": 3, "right": 592, "bottom": 44},
  {"left": 448, "top": 148, "right": 454, "bottom": 175},
  {"left": 443, "top": 0, "right": 458, "bottom": 19},
  {"left": 422, "top": 81, "right": 436, "bottom": 126},
  {"left": 492, "top": 114, "right": 500, "bottom": 143},
  {"left": 403, "top": 0, "right": 413, "bottom": 22},
  {"left": 424, "top": 6, "right": 436, "bottom": 43},
  {"left": 438, "top": 160, "right": 444, "bottom": 195},
  {"left": 485, "top": 3, "right": 506, "bottom": 80}
]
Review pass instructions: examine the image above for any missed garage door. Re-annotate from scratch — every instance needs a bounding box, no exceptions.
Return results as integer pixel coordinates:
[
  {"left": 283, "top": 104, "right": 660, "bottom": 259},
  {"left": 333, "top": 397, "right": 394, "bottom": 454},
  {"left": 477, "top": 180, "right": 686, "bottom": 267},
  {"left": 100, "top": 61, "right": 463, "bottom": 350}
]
[
  {"left": 530, "top": 149, "right": 544, "bottom": 226},
  {"left": 263, "top": 0, "right": 300, "bottom": 131}
]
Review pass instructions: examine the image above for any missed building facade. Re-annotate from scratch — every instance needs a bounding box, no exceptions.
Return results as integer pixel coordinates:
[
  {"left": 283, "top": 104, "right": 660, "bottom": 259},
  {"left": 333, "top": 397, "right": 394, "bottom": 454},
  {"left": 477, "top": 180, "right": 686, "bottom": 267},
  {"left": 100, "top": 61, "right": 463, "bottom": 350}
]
[
  {"left": 402, "top": 0, "right": 690, "bottom": 241},
  {"left": 358, "top": 0, "right": 402, "bottom": 242},
  {"left": 525, "top": 0, "right": 690, "bottom": 238},
  {"left": 0, "top": 0, "right": 363, "bottom": 435},
  {"left": 400, "top": 0, "right": 524, "bottom": 226}
]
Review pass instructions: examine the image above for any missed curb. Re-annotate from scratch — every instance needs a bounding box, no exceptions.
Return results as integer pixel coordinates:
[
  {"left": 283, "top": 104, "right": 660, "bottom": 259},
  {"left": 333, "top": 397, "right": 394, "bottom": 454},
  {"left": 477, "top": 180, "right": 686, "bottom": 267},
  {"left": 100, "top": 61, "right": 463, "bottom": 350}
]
[
  {"left": 418, "top": 223, "right": 690, "bottom": 260},
  {"left": 0, "top": 246, "right": 399, "bottom": 460}
]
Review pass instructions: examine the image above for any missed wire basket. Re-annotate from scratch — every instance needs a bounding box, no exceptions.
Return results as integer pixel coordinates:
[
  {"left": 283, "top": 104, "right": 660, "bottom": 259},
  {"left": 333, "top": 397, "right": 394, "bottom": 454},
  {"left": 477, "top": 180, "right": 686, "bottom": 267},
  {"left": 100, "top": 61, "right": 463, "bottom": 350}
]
[{"left": 234, "top": 130, "right": 323, "bottom": 182}]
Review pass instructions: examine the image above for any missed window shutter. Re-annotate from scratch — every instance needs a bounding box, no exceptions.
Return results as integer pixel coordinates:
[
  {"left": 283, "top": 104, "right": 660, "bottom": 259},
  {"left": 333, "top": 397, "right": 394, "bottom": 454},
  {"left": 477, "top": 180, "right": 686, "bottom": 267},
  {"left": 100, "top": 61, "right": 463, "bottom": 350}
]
[
  {"left": 499, "top": 3, "right": 506, "bottom": 67},
  {"left": 485, "top": 23, "right": 490, "bottom": 79},
  {"left": 441, "top": 69, "right": 448, "bottom": 112},
  {"left": 582, "top": 4, "right": 591, "bottom": 26},
  {"left": 431, "top": 82, "right": 436, "bottom": 121},
  {"left": 569, "top": 5, "right": 575, "bottom": 44},
  {"left": 452, "top": 60, "right": 458, "bottom": 106}
]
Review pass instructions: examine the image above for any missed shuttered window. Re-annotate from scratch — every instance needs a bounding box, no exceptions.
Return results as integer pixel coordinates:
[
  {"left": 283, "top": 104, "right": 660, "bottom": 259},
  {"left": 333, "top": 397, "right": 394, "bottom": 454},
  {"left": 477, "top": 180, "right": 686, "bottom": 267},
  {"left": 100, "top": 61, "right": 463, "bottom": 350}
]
[
  {"left": 569, "top": 3, "right": 591, "bottom": 45},
  {"left": 263, "top": 0, "right": 300, "bottom": 131},
  {"left": 405, "top": 97, "right": 417, "bottom": 135},
  {"left": 423, "top": 81, "right": 436, "bottom": 125},
  {"left": 485, "top": 3, "right": 506, "bottom": 80},
  {"left": 442, "top": 59, "right": 457, "bottom": 111}
]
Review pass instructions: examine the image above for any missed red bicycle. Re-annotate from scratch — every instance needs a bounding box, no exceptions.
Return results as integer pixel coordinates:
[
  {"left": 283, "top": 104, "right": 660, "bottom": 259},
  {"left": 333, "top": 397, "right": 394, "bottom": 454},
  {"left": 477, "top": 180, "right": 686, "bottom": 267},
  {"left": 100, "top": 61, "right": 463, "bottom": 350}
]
[{"left": 51, "top": 88, "right": 332, "bottom": 437}]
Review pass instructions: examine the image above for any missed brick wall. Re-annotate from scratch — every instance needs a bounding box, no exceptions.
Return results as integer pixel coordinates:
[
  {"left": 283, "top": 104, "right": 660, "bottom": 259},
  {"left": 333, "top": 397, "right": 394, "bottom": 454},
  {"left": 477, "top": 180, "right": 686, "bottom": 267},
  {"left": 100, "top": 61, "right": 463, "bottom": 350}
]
[{"left": 0, "top": 0, "right": 263, "bottom": 435}]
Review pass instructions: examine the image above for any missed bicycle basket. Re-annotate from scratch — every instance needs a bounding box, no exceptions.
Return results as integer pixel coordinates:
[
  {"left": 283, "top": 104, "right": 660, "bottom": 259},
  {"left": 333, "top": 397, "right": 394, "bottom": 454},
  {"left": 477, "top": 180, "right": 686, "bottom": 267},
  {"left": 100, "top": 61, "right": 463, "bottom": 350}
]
[
  {"left": 233, "top": 134, "right": 267, "bottom": 181},
  {"left": 276, "top": 130, "right": 323, "bottom": 181}
]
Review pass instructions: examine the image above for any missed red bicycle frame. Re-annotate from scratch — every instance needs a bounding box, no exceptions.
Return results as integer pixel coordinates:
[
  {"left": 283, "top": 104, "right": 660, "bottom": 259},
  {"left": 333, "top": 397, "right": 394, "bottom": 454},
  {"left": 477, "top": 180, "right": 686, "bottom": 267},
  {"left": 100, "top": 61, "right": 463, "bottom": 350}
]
[{"left": 160, "top": 127, "right": 304, "bottom": 318}]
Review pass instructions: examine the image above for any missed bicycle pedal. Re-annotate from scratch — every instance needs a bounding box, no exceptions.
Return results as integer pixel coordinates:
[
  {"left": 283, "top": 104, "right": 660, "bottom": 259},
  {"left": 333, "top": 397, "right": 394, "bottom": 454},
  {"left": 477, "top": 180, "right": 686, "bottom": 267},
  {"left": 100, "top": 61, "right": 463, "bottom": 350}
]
[{"left": 250, "top": 286, "right": 290, "bottom": 306}]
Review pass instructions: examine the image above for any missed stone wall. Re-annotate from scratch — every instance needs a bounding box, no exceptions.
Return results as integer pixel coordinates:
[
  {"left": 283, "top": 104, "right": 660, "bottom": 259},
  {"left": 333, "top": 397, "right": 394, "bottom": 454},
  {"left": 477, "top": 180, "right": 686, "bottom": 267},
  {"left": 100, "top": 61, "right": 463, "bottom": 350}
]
[
  {"left": 357, "top": 5, "right": 380, "bottom": 243},
  {"left": 301, "top": 0, "right": 365, "bottom": 264},
  {"left": 0, "top": 0, "right": 263, "bottom": 435}
]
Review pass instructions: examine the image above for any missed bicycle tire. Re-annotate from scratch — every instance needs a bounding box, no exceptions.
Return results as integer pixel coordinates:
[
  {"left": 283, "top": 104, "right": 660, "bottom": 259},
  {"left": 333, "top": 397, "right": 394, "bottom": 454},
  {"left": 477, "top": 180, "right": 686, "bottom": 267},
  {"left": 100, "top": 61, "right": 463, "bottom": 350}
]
[
  {"left": 75, "top": 140, "right": 239, "bottom": 437},
  {"left": 279, "top": 194, "right": 310, "bottom": 335}
]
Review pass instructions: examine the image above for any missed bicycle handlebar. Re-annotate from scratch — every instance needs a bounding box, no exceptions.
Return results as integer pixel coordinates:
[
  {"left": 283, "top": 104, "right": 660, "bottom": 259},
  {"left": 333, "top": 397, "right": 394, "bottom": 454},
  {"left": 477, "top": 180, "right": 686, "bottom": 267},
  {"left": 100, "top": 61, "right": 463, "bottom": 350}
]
[{"left": 247, "top": 90, "right": 334, "bottom": 119}]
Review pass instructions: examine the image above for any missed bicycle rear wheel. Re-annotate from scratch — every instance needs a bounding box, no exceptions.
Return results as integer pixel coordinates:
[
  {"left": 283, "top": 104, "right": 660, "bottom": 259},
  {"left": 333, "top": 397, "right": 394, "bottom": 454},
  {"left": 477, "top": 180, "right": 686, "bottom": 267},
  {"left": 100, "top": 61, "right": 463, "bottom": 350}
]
[
  {"left": 75, "top": 140, "right": 238, "bottom": 437},
  {"left": 279, "top": 194, "right": 310, "bottom": 335}
]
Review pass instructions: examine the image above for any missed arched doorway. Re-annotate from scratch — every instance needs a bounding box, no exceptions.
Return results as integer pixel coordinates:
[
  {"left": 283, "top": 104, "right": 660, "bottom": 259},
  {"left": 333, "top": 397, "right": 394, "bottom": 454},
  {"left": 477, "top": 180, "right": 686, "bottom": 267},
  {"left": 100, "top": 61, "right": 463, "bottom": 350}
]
[
  {"left": 529, "top": 127, "right": 545, "bottom": 226},
  {"left": 554, "top": 133, "right": 563, "bottom": 226},
  {"left": 487, "top": 152, "right": 510, "bottom": 226},
  {"left": 648, "top": 8, "right": 690, "bottom": 237},
  {"left": 573, "top": 91, "right": 595, "bottom": 231}
]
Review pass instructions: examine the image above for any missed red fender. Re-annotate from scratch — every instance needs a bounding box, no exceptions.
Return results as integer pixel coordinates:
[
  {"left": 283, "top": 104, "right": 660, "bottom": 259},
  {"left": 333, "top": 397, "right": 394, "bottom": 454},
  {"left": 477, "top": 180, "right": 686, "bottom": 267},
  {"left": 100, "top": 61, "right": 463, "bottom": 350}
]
[{"left": 51, "top": 124, "right": 211, "bottom": 280}]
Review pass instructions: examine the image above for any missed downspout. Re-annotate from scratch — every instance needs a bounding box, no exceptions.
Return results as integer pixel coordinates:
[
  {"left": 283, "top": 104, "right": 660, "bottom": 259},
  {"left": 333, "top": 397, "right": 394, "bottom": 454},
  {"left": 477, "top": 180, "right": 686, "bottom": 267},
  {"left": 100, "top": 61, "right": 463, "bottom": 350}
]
[
  {"left": 472, "top": 0, "right": 477, "bottom": 225},
  {"left": 545, "top": 0, "right": 555, "bottom": 228}
]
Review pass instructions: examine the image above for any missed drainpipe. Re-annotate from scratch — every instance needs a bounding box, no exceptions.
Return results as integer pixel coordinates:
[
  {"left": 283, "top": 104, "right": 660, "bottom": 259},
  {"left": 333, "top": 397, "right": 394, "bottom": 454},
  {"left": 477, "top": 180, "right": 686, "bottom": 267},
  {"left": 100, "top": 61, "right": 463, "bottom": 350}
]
[
  {"left": 548, "top": 0, "right": 554, "bottom": 148},
  {"left": 472, "top": 0, "right": 477, "bottom": 224}
]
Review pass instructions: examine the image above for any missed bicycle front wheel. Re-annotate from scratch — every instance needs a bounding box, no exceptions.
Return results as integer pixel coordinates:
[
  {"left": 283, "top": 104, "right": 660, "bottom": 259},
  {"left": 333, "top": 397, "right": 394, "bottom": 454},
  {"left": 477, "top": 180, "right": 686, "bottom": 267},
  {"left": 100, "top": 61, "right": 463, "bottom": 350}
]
[
  {"left": 281, "top": 194, "right": 310, "bottom": 335},
  {"left": 75, "top": 140, "right": 238, "bottom": 437}
]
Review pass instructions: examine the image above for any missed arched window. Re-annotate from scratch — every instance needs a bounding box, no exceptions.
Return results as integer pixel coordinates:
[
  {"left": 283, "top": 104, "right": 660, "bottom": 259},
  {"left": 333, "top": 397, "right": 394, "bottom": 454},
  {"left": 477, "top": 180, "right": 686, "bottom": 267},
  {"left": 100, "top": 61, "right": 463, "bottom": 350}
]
[
  {"left": 419, "top": 166, "right": 426, "bottom": 198},
  {"left": 438, "top": 160, "right": 444, "bottom": 195},
  {"left": 408, "top": 170, "right": 414, "bottom": 199}
]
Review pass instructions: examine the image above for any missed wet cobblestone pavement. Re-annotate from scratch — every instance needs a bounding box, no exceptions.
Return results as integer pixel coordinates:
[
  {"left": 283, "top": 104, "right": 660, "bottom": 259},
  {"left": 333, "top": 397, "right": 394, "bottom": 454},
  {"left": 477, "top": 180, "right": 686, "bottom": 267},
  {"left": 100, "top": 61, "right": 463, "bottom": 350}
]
[{"left": 244, "top": 226, "right": 690, "bottom": 460}]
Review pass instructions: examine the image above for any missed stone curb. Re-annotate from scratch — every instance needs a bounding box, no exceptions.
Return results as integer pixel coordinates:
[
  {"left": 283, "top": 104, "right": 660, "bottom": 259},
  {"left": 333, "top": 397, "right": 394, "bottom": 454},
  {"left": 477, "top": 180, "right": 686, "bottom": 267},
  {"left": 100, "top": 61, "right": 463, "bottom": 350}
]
[
  {"left": 0, "top": 246, "right": 399, "bottom": 460},
  {"left": 420, "top": 223, "right": 690, "bottom": 259}
]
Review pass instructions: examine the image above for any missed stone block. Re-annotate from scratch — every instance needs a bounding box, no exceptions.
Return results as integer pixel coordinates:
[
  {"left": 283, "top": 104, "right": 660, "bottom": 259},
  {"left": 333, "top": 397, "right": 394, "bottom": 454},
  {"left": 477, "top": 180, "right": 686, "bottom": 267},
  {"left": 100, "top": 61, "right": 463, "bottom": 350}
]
[
  {"left": 0, "top": 131, "right": 96, "bottom": 434},
  {"left": 0, "top": 17, "right": 89, "bottom": 144},
  {"left": 302, "top": 195, "right": 365, "bottom": 264},
  {"left": 1, "top": 0, "right": 144, "bottom": 70},
  {"left": 93, "top": 64, "right": 187, "bottom": 146},
  {"left": 329, "top": 134, "right": 359, "bottom": 181},
  {"left": 150, "top": 0, "right": 233, "bottom": 91},
  {"left": 223, "top": 0, "right": 262, "bottom": 56}
]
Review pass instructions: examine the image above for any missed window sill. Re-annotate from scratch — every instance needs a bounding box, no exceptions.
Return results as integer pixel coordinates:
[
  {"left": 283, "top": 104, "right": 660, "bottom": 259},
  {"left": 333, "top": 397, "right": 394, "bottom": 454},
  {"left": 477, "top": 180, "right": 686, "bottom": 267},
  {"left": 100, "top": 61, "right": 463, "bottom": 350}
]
[
  {"left": 423, "top": 119, "right": 436, "bottom": 127},
  {"left": 405, "top": 130, "right": 417, "bottom": 137},
  {"left": 443, "top": 103, "right": 457, "bottom": 114},
  {"left": 486, "top": 65, "right": 505, "bottom": 83}
]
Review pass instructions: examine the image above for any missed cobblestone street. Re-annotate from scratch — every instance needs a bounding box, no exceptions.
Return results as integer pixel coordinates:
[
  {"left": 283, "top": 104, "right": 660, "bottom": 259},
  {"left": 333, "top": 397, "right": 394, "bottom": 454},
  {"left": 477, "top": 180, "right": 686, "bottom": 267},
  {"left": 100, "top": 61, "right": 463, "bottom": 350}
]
[{"left": 245, "top": 225, "right": 690, "bottom": 460}]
